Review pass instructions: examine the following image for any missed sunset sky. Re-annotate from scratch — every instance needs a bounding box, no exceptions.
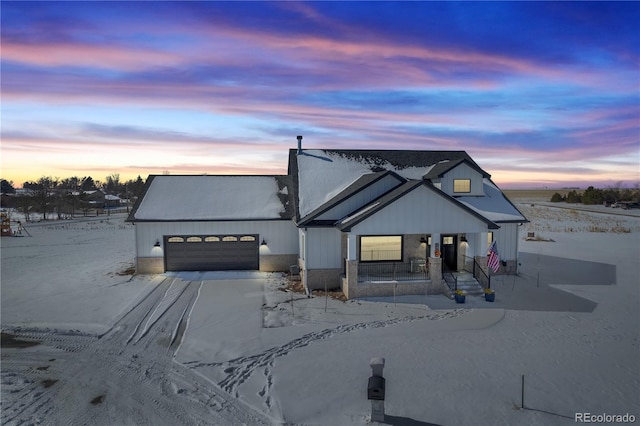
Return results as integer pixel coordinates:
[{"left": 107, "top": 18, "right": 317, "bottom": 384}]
[{"left": 2, "top": 1, "right": 638, "bottom": 189}]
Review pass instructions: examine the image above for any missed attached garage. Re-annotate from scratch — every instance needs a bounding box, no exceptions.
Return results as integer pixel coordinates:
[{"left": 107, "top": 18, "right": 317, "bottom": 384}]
[
  {"left": 128, "top": 175, "right": 299, "bottom": 274},
  {"left": 164, "top": 234, "right": 259, "bottom": 271}
]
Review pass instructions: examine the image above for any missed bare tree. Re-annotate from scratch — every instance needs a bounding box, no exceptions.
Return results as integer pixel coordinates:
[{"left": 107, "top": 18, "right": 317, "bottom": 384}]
[
  {"left": 105, "top": 173, "right": 121, "bottom": 194},
  {"left": 14, "top": 194, "right": 33, "bottom": 222},
  {"left": 32, "top": 176, "right": 58, "bottom": 220}
]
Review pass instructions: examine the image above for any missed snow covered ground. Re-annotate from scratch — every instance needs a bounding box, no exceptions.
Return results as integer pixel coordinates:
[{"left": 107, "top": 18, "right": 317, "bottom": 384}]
[{"left": 1, "top": 205, "right": 639, "bottom": 425}]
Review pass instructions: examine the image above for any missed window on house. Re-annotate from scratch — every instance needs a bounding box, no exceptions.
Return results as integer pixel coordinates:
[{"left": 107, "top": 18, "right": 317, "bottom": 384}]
[
  {"left": 487, "top": 232, "right": 493, "bottom": 246},
  {"left": 453, "top": 179, "right": 471, "bottom": 193},
  {"left": 222, "top": 236, "right": 238, "bottom": 242},
  {"left": 300, "top": 234, "right": 305, "bottom": 260},
  {"left": 205, "top": 236, "right": 220, "bottom": 242},
  {"left": 167, "top": 237, "right": 184, "bottom": 243},
  {"left": 240, "top": 236, "right": 256, "bottom": 241},
  {"left": 360, "top": 236, "right": 402, "bottom": 262},
  {"left": 186, "top": 236, "right": 202, "bottom": 242}
]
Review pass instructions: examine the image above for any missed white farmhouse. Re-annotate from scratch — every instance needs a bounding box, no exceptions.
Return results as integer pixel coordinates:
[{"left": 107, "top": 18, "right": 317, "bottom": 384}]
[{"left": 128, "top": 140, "right": 527, "bottom": 299}]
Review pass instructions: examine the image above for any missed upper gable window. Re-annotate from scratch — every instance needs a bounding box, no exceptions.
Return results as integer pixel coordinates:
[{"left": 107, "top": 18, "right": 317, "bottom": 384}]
[{"left": 453, "top": 179, "right": 471, "bottom": 193}]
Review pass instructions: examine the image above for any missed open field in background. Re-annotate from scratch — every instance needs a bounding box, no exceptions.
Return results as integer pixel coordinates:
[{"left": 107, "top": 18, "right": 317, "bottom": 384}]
[
  {"left": 503, "top": 189, "right": 575, "bottom": 203},
  {"left": 518, "top": 204, "right": 640, "bottom": 235}
]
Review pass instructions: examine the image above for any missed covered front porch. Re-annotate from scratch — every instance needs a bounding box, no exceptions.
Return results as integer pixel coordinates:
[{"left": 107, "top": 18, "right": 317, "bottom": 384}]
[{"left": 341, "top": 232, "right": 491, "bottom": 299}]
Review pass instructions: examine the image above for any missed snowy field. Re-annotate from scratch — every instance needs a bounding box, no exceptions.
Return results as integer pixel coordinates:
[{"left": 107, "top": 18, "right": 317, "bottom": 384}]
[{"left": 1, "top": 204, "right": 639, "bottom": 425}]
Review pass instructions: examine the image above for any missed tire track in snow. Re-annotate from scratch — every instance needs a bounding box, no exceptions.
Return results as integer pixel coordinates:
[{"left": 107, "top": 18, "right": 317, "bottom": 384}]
[
  {"left": 1, "top": 278, "right": 271, "bottom": 426},
  {"left": 187, "top": 309, "right": 468, "bottom": 406}
]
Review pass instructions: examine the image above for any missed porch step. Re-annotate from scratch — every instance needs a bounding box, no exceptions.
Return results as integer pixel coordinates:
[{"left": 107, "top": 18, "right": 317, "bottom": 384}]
[{"left": 454, "top": 272, "right": 484, "bottom": 296}]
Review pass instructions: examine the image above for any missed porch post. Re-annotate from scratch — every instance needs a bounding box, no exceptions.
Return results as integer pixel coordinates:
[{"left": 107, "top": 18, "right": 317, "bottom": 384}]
[
  {"left": 428, "top": 257, "right": 442, "bottom": 287},
  {"left": 347, "top": 232, "right": 357, "bottom": 261},
  {"left": 430, "top": 233, "right": 441, "bottom": 257},
  {"left": 480, "top": 232, "right": 489, "bottom": 251},
  {"left": 429, "top": 232, "right": 442, "bottom": 290},
  {"left": 345, "top": 232, "right": 358, "bottom": 299}
]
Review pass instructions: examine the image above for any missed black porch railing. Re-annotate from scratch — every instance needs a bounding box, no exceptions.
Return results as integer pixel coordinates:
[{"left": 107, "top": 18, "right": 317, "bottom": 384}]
[
  {"left": 463, "top": 256, "right": 491, "bottom": 289},
  {"left": 443, "top": 269, "right": 457, "bottom": 293},
  {"left": 357, "top": 261, "right": 428, "bottom": 283}
]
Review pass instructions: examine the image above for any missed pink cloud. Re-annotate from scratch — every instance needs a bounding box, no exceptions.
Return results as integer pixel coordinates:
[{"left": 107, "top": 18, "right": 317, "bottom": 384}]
[{"left": 2, "top": 41, "right": 184, "bottom": 71}]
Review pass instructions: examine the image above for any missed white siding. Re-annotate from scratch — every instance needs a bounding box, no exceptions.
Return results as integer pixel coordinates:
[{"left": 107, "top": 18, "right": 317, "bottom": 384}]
[
  {"left": 135, "top": 220, "right": 298, "bottom": 258},
  {"left": 298, "top": 228, "right": 307, "bottom": 267},
  {"left": 465, "top": 232, "right": 483, "bottom": 258},
  {"left": 350, "top": 185, "right": 491, "bottom": 235},
  {"left": 305, "top": 227, "right": 343, "bottom": 269},
  {"left": 440, "top": 163, "right": 484, "bottom": 196},
  {"left": 492, "top": 223, "right": 520, "bottom": 261},
  {"left": 316, "top": 174, "right": 401, "bottom": 221}
]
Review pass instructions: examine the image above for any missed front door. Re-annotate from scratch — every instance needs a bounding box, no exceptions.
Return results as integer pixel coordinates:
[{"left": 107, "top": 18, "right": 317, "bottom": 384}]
[{"left": 442, "top": 235, "right": 457, "bottom": 271}]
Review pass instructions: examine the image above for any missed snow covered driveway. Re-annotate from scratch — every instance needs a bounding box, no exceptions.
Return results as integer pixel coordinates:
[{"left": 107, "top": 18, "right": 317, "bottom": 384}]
[{"left": 1, "top": 276, "right": 270, "bottom": 426}]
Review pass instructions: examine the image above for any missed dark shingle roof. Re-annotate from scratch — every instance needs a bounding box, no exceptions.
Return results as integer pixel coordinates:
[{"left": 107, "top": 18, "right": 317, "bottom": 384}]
[
  {"left": 422, "top": 158, "right": 491, "bottom": 180},
  {"left": 287, "top": 148, "right": 489, "bottom": 222}
]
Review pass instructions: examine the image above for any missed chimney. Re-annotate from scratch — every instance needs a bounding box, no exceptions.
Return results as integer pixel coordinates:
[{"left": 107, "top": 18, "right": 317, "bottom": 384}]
[{"left": 297, "top": 135, "right": 303, "bottom": 154}]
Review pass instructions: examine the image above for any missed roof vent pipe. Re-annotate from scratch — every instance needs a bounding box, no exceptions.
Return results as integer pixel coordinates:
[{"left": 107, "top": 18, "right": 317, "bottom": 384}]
[{"left": 297, "top": 135, "right": 303, "bottom": 154}]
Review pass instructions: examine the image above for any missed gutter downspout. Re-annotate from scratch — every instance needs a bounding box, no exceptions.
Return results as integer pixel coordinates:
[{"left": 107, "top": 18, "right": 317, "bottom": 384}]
[{"left": 302, "top": 227, "right": 311, "bottom": 297}]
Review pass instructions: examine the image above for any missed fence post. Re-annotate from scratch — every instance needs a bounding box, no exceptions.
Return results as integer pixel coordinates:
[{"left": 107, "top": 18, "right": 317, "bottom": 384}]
[{"left": 521, "top": 374, "right": 525, "bottom": 409}]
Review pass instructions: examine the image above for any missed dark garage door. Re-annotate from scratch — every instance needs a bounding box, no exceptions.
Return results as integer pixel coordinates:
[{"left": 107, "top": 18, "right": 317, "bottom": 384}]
[{"left": 165, "top": 234, "right": 259, "bottom": 271}]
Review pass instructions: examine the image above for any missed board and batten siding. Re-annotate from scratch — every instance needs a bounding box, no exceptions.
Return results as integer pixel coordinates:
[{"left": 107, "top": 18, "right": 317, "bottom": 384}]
[
  {"left": 349, "top": 186, "right": 491, "bottom": 235},
  {"left": 315, "top": 174, "right": 401, "bottom": 221},
  {"left": 439, "top": 163, "right": 484, "bottom": 196},
  {"left": 304, "top": 227, "right": 343, "bottom": 269},
  {"left": 135, "top": 220, "right": 297, "bottom": 258},
  {"left": 492, "top": 222, "right": 520, "bottom": 261}
]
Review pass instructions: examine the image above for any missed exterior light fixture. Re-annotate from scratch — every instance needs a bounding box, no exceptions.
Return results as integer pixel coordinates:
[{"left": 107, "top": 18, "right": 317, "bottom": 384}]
[
  {"left": 420, "top": 236, "right": 427, "bottom": 244},
  {"left": 261, "top": 239, "right": 267, "bottom": 246},
  {"left": 460, "top": 235, "right": 467, "bottom": 243},
  {"left": 154, "top": 240, "right": 161, "bottom": 248}
]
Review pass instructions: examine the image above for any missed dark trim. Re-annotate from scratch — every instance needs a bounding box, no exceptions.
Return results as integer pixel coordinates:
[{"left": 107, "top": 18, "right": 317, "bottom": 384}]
[
  {"left": 288, "top": 148, "right": 483, "bottom": 223},
  {"left": 298, "top": 171, "right": 405, "bottom": 226},
  {"left": 298, "top": 220, "right": 339, "bottom": 227},
  {"left": 423, "top": 158, "right": 491, "bottom": 180},
  {"left": 338, "top": 181, "right": 500, "bottom": 231},
  {"left": 338, "top": 181, "right": 422, "bottom": 231}
]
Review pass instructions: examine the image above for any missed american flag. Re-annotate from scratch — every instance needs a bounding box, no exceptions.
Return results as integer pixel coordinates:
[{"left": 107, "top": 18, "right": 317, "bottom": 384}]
[{"left": 487, "top": 241, "right": 500, "bottom": 273}]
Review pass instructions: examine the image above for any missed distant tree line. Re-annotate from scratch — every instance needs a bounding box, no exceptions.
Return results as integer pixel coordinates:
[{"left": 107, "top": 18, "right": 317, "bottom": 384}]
[
  {"left": 0, "top": 174, "right": 146, "bottom": 221},
  {"left": 550, "top": 182, "right": 640, "bottom": 205}
]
